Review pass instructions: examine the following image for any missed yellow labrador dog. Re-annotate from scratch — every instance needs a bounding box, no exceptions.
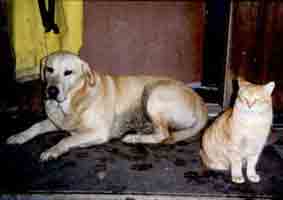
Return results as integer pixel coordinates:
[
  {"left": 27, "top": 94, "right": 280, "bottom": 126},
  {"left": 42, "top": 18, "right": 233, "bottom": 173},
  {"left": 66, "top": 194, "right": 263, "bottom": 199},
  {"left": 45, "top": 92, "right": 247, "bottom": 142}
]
[{"left": 7, "top": 51, "right": 208, "bottom": 161}]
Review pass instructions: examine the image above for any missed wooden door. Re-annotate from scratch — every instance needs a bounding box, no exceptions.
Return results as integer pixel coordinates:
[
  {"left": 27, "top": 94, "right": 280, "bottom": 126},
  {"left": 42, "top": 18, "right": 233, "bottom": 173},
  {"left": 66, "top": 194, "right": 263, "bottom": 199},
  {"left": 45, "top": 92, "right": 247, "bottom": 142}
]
[{"left": 230, "top": 1, "right": 283, "bottom": 118}]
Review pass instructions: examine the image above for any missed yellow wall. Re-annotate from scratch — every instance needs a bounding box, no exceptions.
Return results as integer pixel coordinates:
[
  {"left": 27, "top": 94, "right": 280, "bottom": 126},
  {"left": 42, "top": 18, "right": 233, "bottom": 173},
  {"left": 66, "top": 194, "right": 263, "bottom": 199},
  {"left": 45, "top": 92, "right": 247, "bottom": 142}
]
[{"left": 10, "top": 0, "right": 83, "bottom": 79}]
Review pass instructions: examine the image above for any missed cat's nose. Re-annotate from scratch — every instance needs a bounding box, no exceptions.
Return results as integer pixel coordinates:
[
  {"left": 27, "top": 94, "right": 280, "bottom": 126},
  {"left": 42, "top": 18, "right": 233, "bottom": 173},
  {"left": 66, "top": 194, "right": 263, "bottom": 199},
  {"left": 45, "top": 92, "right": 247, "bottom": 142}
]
[{"left": 247, "top": 100, "right": 256, "bottom": 108}]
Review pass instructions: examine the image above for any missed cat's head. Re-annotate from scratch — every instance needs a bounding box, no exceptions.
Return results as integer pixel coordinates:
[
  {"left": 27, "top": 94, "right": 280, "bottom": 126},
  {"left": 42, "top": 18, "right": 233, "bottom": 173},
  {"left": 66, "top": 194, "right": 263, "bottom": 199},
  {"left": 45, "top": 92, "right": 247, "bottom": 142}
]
[{"left": 236, "top": 78, "right": 275, "bottom": 112}]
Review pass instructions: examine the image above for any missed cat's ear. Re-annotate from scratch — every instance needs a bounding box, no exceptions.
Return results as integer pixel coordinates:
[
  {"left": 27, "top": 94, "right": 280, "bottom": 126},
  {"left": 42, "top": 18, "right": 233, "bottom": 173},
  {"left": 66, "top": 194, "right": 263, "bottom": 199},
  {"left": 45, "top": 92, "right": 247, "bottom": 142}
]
[
  {"left": 263, "top": 81, "right": 275, "bottom": 95},
  {"left": 238, "top": 77, "right": 251, "bottom": 88}
]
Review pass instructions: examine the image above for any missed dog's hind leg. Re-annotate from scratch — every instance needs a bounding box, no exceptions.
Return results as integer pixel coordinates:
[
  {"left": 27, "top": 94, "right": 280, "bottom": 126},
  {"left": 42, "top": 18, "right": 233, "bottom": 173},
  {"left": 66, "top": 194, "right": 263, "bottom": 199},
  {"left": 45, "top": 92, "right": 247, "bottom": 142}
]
[
  {"left": 122, "top": 117, "right": 170, "bottom": 144},
  {"left": 6, "top": 119, "right": 58, "bottom": 145},
  {"left": 122, "top": 130, "right": 170, "bottom": 144},
  {"left": 163, "top": 124, "right": 203, "bottom": 144}
]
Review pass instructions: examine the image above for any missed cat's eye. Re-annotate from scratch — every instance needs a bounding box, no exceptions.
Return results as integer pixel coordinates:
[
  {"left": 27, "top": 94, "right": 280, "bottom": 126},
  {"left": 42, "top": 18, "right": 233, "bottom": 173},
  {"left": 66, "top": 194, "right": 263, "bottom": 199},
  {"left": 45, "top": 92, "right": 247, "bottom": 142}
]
[
  {"left": 46, "top": 66, "right": 54, "bottom": 73},
  {"left": 256, "top": 98, "right": 268, "bottom": 103},
  {"left": 64, "top": 70, "right": 73, "bottom": 76},
  {"left": 238, "top": 95, "right": 246, "bottom": 102}
]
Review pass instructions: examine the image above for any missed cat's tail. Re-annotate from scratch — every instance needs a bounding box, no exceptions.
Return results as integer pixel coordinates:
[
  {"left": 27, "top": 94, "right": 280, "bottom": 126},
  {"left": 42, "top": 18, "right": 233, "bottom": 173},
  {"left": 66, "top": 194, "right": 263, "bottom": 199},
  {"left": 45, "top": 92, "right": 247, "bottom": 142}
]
[{"left": 200, "top": 149, "right": 210, "bottom": 169}]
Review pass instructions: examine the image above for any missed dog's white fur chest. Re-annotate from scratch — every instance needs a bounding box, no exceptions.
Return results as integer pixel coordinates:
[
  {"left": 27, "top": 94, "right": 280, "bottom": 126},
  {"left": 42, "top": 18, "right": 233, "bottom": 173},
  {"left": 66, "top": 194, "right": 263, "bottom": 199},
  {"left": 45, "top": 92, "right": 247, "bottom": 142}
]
[{"left": 45, "top": 99, "right": 76, "bottom": 130}]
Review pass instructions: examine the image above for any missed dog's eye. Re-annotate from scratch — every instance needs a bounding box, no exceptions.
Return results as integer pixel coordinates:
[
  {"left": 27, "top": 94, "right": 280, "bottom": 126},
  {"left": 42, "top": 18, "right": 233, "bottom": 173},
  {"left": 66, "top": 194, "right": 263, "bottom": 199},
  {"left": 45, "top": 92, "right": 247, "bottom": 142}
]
[
  {"left": 64, "top": 70, "right": 73, "bottom": 76},
  {"left": 46, "top": 67, "right": 54, "bottom": 73}
]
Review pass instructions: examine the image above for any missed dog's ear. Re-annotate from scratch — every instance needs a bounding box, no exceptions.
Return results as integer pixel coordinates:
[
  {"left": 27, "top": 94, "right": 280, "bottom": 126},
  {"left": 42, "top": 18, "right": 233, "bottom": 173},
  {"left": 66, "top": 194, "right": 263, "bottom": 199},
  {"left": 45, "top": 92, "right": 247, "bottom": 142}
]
[
  {"left": 40, "top": 55, "right": 48, "bottom": 82},
  {"left": 81, "top": 59, "right": 95, "bottom": 86}
]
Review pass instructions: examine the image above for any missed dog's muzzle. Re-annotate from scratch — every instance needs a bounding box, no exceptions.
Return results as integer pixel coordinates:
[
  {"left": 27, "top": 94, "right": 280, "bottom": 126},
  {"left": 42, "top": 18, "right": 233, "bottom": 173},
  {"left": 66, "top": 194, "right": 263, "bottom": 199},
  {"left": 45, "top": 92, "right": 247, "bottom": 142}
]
[{"left": 47, "top": 86, "right": 59, "bottom": 100}]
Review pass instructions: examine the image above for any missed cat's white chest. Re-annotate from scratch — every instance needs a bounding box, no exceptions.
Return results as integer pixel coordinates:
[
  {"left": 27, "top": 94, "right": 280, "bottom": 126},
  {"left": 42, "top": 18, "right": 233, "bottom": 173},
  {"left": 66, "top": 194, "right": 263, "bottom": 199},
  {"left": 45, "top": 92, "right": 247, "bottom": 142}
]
[
  {"left": 232, "top": 110, "right": 272, "bottom": 156},
  {"left": 233, "top": 108, "right": 272, "bottom": 128}
]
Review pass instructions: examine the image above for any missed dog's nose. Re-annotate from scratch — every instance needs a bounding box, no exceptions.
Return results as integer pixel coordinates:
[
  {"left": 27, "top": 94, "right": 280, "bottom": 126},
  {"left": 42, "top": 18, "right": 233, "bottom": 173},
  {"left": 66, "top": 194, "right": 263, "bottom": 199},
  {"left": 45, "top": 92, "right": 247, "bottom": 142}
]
[{"left": 47, "top": 86, "right": 59, "bottom": 99}]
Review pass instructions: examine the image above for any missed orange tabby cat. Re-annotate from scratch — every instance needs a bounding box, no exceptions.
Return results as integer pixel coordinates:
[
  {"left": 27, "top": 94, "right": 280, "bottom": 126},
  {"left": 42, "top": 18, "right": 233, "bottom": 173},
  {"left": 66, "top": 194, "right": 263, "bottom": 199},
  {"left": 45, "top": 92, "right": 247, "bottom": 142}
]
[{"left": 200, "top": 79, "right": 275, "bottom": 184}]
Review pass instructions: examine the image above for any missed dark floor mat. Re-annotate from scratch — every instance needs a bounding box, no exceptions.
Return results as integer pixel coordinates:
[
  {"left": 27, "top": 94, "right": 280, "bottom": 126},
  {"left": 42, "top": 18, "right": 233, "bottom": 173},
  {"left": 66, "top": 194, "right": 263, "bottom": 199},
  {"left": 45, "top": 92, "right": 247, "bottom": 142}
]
[{"left": 0, "top": 112, "right": 283, "bottom": 198}]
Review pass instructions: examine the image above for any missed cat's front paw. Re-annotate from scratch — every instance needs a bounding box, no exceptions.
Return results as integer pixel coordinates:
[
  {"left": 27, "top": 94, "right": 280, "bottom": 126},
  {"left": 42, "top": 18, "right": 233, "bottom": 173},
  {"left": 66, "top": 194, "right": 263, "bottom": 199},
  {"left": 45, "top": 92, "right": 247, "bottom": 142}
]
[
  {"left": 232, "top": 176, "right": 245, "bottom": 184},
  {"left": 247, "top": 173, "right": 261, "bottom": 183}
]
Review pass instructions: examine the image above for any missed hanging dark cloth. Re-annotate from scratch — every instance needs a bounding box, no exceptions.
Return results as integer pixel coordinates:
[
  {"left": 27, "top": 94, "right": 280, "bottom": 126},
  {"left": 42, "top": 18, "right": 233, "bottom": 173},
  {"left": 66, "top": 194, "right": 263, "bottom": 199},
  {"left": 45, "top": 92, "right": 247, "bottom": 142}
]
[{"left": 37, "top": 0, "right": 59, "bottom": 34}]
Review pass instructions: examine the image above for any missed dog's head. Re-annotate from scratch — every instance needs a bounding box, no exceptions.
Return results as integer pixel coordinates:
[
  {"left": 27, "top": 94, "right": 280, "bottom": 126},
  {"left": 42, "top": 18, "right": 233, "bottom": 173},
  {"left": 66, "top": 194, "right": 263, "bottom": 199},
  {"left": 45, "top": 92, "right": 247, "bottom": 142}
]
[{"left": 40, "top": 51, "right": 95, "bottom": 102}]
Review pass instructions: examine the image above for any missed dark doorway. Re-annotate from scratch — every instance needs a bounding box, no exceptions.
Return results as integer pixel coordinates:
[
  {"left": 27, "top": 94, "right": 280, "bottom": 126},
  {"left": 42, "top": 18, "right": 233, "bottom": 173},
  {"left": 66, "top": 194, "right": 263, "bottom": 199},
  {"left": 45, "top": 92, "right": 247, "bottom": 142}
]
[
  {"left": 0, "top": 0, "right": 15, "bottom": 109},
  {"left": 200, "top": 0, "right": 231, "bottom": 105}
]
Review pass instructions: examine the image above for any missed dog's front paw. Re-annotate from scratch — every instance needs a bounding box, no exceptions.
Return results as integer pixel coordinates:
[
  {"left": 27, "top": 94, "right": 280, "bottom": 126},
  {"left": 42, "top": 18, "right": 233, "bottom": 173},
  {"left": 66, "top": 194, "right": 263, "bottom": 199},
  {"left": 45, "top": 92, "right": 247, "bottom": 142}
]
[
  {"left": 6, "top": 133, "right": 28, "bottom": 145},
  {"left": 122, "top": 135, "right": 140, "bottom": 144},
  {"left": 40, "top": 146, "right": 63, "bottom": 162}
]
